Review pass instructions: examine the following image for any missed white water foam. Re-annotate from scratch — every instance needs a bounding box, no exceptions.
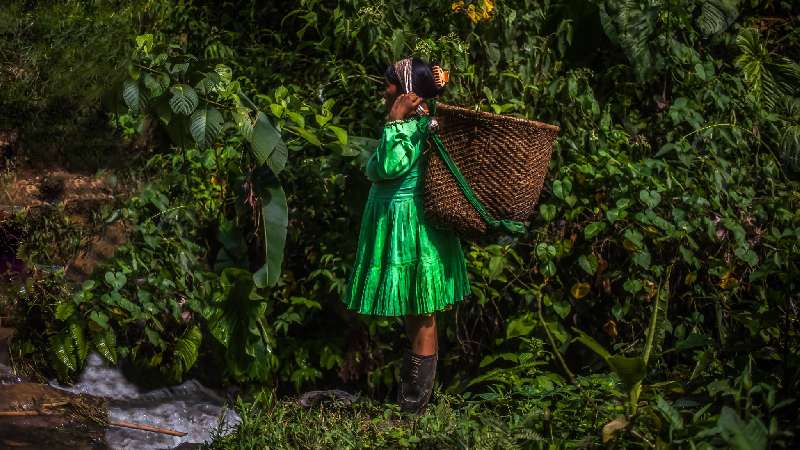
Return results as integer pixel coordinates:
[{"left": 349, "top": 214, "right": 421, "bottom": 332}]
[{"left": 51, "top": 352, "right": 241, "bottom": 449}]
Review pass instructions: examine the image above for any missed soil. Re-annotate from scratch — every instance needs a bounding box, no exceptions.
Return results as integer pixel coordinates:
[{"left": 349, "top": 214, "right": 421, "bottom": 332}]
[
  {"left": 0, "top": 382, "right": 108, "bottom": 449},
  {"left": 0, "top": 168, "right": 129, "bottom": 449},
  {"left": 0, "top": 168, "right": 131, "bottom": 282}
]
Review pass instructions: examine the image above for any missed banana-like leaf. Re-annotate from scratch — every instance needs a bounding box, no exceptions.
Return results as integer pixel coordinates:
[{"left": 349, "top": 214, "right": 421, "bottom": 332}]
[
  {"left": 250, "top": 112, "right": 287, "bottom": 173},
  {"left": 190, "top": 107, "right": 224, "bottom": 149},
  {"left": 238, "top": 91, "right": 288, "bottom": 174},
  {"left": 253, "top": 183, "right": 288, "bottom": 288},
  {"left": 735, "top": 29, "right": 783, "bottom": 110}
]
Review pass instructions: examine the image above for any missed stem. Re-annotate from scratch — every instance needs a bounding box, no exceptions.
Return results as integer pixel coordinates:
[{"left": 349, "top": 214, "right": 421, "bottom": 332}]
[
  {"left": 643, "top": 264, "right": 673, "bottom": 366},
  {"left": 538, "top": 293, "right": 577, "bottom": 385},
  {"left": 109, "top": 420, "right": 187, "bottom": 437},
  {"left": 629, "top": 381, "right": 642, "bottom": 416}
]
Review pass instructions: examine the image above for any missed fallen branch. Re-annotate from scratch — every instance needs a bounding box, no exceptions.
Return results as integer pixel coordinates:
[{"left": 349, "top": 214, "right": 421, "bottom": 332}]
[
  {"left": 0, "top": 409, "right": 187, "bottom": 437},
  {"left": 0, "top": 410, "right": 39, "bottom": 416},
  {"left": 109, "top": 420, "right": 188, "bottom": 437}
]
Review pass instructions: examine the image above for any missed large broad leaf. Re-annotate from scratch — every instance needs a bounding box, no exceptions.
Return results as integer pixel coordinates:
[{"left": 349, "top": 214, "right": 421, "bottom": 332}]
[
  {"left": 206, "top": 268, "right": 274, "bottom": 381},
  {"left": 122, "top": 79, "right": 145, "bottom": 114},
  {"left": 164, "top": 114, "right": 193, "bottom": 149},
  {"left": 190, "top": 107, "right": 224, "bottom": 149},
  {"left": 574, "top": 327, "right": 646, "bottom": 388},
  {"left": 208, "top": 268, "right": 259, "bottom": 347},
  {"left": 598, "top": 0, "right": 658, "bottom": 80},
  {"left": 233, "top": 106, "right": 255, "bottom": 138},
  {"left": 174, "top": 326, "right": 202, "bottom": 373},
  {"left": 250, "top": 112, "right": 287, "bottom": 174},
  {"left": 697, "top": 0, "right": 740, "bottom": 37},
  {"left": 506, "top": 313, "right": 537, "bottom": 339},
  {"left": 169, "top": 84, "right": 199, "bottom": 115},
  {"left": 607, "top": 355, "right": 646, "bottom": 388},
  {"left": 142, "top": 72, "right": 170, "bottom": 97},
  {"left": 214, "top": 219, "right": 250, "bottom": 272},
  {"left": 253, "top": 183, "right": 288, "bottom": 288}
]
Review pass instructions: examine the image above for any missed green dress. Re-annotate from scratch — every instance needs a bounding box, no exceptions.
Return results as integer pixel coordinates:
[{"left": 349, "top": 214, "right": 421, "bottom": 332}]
[{"left": 343, "top": 115, "right": 471, "bottom": 316}]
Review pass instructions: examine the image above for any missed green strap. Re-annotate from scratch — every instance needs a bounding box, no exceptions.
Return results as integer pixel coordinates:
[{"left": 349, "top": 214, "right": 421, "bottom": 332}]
[{"left": 427, "top": 100, "right": 527, "bottom": 236}]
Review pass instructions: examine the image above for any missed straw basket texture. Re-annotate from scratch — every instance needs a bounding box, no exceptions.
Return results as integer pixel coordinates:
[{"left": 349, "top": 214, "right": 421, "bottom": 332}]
[{"left": 423, "top": 103, "right": 560, "bottom": 238}]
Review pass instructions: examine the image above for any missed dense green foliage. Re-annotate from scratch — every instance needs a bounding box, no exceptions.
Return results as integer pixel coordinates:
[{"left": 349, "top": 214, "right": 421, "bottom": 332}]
[{"left": 3, "top": 0, "right": 800, "bottom": 447}]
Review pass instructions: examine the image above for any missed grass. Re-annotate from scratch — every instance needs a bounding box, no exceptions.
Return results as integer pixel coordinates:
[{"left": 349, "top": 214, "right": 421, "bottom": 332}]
[{"left": 205, "top": 375, "right": 623, "bottom": 449}]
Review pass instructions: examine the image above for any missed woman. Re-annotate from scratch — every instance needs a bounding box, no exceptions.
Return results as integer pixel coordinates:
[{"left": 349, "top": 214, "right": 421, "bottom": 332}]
[{"left": 343, "top": 57, "right": 470, "bottom": 415}]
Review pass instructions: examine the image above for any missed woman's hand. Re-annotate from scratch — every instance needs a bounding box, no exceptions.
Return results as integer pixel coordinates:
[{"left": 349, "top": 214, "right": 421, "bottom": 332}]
[{"left": 388, "top": 93, "right": 422, "bottom": 121}]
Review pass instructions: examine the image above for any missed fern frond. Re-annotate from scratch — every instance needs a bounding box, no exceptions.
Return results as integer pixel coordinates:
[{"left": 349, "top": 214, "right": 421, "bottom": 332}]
[
  {"left": 69, "top": 322, "right": 89, "bottom": 363},
  {"left": 94, "top": 329, "right": 118, "bottom": 364},
  {"left": 50, "top": 332, "right": 77, "bottom": 375}
]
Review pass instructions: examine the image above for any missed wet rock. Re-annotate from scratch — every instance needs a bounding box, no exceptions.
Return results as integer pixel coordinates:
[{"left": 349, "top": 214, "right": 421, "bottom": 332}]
[{"left": 298, "top": 389, "right": 358, "bottom": 407}]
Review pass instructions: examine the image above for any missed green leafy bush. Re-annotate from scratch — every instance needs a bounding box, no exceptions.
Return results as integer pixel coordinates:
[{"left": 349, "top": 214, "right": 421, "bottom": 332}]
[{"left": 6, "top": 0, "right": 800, "bottom": 447}]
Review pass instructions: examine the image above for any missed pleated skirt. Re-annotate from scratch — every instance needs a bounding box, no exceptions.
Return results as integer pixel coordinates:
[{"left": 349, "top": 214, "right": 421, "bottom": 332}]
[{"left": 343, "top": 182, "right": 471, "bottom": 316}]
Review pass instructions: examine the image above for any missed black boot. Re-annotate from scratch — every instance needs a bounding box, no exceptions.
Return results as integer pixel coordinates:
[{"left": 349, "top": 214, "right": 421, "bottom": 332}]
[{"left": 397, "top": 350, "right": 437, "bottom": 415}]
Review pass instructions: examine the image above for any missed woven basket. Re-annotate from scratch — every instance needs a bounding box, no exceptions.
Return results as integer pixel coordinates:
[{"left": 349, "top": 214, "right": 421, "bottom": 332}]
[{"left": 423, "top": 103, "right": 560, "bottom": 238}]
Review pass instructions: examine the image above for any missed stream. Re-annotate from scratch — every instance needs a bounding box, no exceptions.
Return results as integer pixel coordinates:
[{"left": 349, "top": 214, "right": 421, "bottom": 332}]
[
  {"left": 50, "top": 352, "right": 241, "bottom": 449},
  {"left": 1, "top": 220, "right": 240, "bottom": 448}
]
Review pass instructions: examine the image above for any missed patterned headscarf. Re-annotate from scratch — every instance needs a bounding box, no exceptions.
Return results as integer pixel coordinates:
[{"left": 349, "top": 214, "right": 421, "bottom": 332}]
[
  {"left": 393, "top": 58, "right": 415, "bottom": 95},
  {"left": 392, "top": 57, "right": 450, "bottom": 131}
]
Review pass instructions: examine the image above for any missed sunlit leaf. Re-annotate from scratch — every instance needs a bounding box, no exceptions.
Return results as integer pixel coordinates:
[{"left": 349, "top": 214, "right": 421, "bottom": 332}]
[
  {"left": 94, "top": 329, "right": 117, "bottom": 364},
  {"left": 570, "top": 282, "right": 590, "bottom": 299}
]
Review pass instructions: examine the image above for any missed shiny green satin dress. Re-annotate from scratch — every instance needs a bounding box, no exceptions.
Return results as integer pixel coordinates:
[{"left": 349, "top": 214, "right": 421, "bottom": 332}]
[{"left": 343, "top": 115, "right": 471, "bottom": 316}]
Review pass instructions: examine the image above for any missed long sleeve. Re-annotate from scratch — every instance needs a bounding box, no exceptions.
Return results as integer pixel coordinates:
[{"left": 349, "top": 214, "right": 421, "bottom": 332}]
[{"left": 366, "top": 118, "right": 427, "bottom": 182}]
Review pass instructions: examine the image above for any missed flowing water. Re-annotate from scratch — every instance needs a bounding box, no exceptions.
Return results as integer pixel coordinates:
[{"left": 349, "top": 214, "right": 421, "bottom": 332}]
[{"left": 50, "top": 352, "right": 241, "bottom": 449}]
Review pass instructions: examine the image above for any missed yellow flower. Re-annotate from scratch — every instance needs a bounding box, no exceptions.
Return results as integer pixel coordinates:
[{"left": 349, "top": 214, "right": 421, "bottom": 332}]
[
  {"left": 451, "top": 0, "right": 464, "bottom": 12},
  {"left": 466, "top": 4, "right": 480, "bottom": 23},
  {"left": 483, "top": 0, "right": 495, "bottom": 13}
]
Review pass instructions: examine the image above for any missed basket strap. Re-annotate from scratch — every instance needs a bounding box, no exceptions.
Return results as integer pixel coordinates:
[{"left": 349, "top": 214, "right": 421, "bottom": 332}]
[{"left": 428, "top": 100, "right": 526, "bottom": 236}]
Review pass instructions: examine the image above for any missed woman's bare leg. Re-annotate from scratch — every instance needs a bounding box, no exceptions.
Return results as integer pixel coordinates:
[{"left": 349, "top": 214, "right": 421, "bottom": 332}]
[{"left": 405, "top": 313, "right": 437, "bottom": 356}]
